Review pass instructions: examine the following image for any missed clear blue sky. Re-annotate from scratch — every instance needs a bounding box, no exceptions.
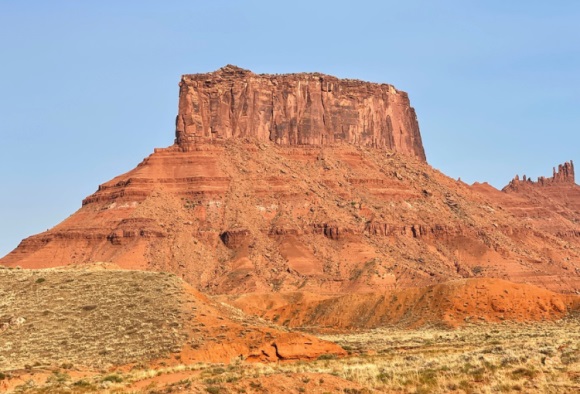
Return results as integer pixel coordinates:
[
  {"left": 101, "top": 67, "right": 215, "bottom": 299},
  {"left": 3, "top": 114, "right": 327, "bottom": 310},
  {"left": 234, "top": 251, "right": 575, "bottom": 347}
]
[{"left": 1, "top": 1, "right": 579, "bottom": 257}]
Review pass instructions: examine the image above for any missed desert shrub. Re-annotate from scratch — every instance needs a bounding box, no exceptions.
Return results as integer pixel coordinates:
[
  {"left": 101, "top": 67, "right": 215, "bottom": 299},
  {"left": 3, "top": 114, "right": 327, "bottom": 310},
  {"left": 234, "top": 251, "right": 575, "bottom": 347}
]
[
  {"left": 469, "top": 367, "right": 486, "bottom": 382},
  {"left": 501, "top": 356, "right": 519, "bottom": 366},
  {"left": 511, "top": 367, "right": 538, "bottom": 379},
  {"left": 51, "top": 370, "right": 70, "bottom": 383},
  {"left": 102, "top": 374, "right": 123, "bottom": 383},
  {"left": 458, "top": 380, "right": 471, "bottom": 391},
  {"left": 495, "top": 383, "right": 516, "bottom": 392},
  {"left": 211, "top": 367, "right": 226, "bottom": 375},
  {"left": 415, "top": 387, "right": 434, "bottom": 394},
  {"left": 73, "top": 379, "right": 95, "bottom": 389},
  {"left": 249, "top": 381, "right": 262, "bottom": 389},
  {"left": 561, "top": 350, "right": 579, "bottom": 365},
  {"left": 417, "top": 368, "right": 438, "bottom": 386},
  {"left": 538, "top": 347, "right": 555, "bottom": 356},
  {"left": 377, "top": 371, "right": 393, "bottom": 383}
]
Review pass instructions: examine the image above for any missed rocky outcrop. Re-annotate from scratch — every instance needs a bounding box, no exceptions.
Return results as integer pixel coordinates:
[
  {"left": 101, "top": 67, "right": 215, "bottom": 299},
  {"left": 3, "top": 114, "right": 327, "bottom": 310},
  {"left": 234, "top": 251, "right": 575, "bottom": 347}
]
[
  {"left": 3, "top": 141, "right": 580, "bottom": 294},
  {"left": 504, "top": 161, "right": 575, "bottom": 191},
  {"left": 550, "top": 161, "right": 575, "bottom": 184},
  {"left": 498, "top": 161, "right": 580, "bottom": 237},
  {"left": 364, "top": 221, "right": 466, "bottom": 239},
  {"left": 220, "top": 228, "right": 252, "bottom": 249},
  {"left": 175, "top": 65, "right": 426, "bottom": 161},
  {"left": 247, "top": 332, "right": 346, "bottom": 362}
]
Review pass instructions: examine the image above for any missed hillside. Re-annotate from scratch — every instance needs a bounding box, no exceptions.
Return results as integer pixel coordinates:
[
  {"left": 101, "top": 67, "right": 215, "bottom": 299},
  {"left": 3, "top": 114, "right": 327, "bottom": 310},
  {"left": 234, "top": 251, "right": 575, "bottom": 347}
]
[
  {"left": 0, "top": 265, "right": 344, "bottom": 372},
  {"left": 3, "top": 141, "right": 580, "bottom": 296}
]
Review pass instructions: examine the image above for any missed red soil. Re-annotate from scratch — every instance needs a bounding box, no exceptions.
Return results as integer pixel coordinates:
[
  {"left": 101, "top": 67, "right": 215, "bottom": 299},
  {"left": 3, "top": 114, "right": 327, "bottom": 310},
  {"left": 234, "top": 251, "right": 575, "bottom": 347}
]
[
  {"left": 166, "top": 281, "right": 346, "bottom": 365},
  {"left": 223, "top": 278, "right": 580, "bottom": 330}
]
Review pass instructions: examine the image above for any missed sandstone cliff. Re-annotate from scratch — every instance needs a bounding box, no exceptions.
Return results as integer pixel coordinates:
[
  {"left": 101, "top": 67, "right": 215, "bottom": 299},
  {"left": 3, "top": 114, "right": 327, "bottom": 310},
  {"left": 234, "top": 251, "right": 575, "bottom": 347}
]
[{"left": 175, "top": 65, "right": 426, "bottom": 161}]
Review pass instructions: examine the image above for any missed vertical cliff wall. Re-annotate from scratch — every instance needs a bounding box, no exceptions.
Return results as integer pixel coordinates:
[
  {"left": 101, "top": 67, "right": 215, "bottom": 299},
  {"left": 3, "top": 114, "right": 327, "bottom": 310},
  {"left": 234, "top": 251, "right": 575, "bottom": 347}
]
[{"left": 175, "top": 65, "right": 426, "bottom": 161}]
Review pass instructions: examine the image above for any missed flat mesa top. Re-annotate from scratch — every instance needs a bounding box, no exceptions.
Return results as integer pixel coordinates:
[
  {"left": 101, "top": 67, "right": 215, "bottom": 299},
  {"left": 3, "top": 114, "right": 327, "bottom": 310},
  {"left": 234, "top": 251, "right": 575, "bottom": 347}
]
[{"left": 181, "top": 64, "right": 399, "bottom": 92}]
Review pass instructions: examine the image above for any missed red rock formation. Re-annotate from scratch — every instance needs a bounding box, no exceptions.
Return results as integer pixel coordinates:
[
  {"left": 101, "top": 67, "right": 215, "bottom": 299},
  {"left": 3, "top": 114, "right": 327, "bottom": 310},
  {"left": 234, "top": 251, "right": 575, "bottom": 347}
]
[
  {"left": 551, "top": 161, "right": 575, "bottom": 183},
  {"left": 2, "top": 68, "right": 580, "bottom": 298},
  {"left": 487, "top": 161, "right": 580, "bottom": 244},
  {"left": 175, "top": 65, "right": 426, "bottom": 161},
  {"left": 504, "top": 161, "right": 575, "bottom": 190}
]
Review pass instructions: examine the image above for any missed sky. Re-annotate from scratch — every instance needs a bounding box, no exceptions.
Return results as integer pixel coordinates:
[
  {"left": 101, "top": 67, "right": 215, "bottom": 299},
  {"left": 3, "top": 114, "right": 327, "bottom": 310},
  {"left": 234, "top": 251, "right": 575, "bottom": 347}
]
[{"left": 1, "top": 1, "right": 579, "bottom": 257}]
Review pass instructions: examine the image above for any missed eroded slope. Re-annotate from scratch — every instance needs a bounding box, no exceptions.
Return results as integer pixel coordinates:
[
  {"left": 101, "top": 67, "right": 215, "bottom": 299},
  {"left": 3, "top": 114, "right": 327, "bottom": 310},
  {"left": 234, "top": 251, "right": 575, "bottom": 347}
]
[
  {"left": 223, "top": 278, "right": 580, "bottom": 330},
  {"left": 2, "top": 141, "right": 580, "bottom": 295}
]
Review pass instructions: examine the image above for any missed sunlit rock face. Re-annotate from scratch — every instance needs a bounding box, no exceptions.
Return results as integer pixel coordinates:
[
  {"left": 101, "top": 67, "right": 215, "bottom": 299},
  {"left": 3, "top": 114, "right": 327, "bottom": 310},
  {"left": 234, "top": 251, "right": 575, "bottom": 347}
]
[{"left": 175, "top": 65, "right": 426, "bottom": 161}]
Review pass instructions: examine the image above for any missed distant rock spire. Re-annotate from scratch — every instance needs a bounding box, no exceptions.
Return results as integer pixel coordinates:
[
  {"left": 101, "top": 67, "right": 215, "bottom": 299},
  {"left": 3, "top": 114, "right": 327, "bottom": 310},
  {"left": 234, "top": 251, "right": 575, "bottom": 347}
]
[{"left": 503, "top": 161, "right": 576, "bottom": 192}]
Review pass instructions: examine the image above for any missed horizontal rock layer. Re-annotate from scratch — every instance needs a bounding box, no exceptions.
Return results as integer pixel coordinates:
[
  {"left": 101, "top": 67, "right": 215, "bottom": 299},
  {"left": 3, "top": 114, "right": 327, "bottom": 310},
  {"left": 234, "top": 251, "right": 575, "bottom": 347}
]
[{"left": 2, "top": 142, "right": 579, "bottom": 295}]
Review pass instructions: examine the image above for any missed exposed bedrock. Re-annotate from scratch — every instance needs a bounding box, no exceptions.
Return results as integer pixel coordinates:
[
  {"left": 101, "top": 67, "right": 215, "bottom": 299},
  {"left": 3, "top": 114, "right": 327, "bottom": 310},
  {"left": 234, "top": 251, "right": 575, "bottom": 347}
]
[{"left": 175, "top": 65, "right": 426, "bottom": 161}]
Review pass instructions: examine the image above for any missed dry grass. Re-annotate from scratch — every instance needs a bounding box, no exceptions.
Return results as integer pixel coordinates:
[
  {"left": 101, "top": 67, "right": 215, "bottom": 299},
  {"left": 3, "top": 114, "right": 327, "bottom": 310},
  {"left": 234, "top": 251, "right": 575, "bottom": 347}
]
[
  {"left": 4, "top": 317, "right": 579, "bottom": 393},
  {"left": 0, "top": 266, "right": 186, "bottom": 370},
  {"left": 2, "top": 266, "right": 579, "bottom": 393},
  {"left": 316, "top": 318, "right": 580, "bottom": 393}
]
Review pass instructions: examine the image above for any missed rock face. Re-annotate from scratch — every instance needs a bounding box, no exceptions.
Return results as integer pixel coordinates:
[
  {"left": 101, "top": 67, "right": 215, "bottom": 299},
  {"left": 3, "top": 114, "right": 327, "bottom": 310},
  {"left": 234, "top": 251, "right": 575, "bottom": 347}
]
[{"left": 176, "top": 65, "right": 426, "bottom": 161}]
